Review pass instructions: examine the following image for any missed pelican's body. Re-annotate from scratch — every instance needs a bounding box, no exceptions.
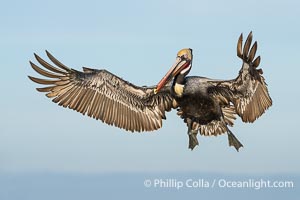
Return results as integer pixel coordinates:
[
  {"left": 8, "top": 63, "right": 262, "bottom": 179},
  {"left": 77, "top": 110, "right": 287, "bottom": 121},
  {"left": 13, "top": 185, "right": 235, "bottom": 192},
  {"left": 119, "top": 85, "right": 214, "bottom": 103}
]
[
  {"left": 173, "top": 77, "right": 221, "bottom": 123},
  {"left": 28, "top": 32, "right": 272, "bottom": 151}
]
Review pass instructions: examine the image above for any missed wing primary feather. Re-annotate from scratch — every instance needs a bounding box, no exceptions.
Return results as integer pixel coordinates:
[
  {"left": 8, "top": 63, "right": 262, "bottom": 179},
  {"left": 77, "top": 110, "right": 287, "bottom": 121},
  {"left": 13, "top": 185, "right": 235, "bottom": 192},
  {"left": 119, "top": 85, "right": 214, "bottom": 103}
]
[
  {"left": 36, "top": 86, "right": 55, "bottom": 92},
  {"left": 243, "top": 31, "right": 253, "bottom": 60},
  {"left": 28, "top": 76, "right": 59, "bottom": 85},
  {"left": 237, "top": 33, "right": 243, "bottom": 59},
  {"left": 34, "top": 53, "right": 66, "bottom": 74},
  {"left": 248, "top": 41, "right": 257, "bottom": 62},
  {"left": 46, "top": 50, "right": 71, "bottom": 71},
  {"left": 253, "top": 56, "right": 261, "bottom": 68},
  {"left": 30, "top": 61, "right": 61, "bottom": 78}
]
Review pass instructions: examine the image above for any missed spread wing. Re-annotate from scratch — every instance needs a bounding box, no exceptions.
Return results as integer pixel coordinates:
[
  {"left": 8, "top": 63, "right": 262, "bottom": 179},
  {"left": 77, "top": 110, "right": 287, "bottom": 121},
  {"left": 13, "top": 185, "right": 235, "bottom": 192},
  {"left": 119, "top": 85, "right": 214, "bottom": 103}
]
[
  {"left": 208, "top": 32, "right": 272, "bottom": 123},
  {"left": 28, "top": 51, "right": 175, "bottom": 132}
]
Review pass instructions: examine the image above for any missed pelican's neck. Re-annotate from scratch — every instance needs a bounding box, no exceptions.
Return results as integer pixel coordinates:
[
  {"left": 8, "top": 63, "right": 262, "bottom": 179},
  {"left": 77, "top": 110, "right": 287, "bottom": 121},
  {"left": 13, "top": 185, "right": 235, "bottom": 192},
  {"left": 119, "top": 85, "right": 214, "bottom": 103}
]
[
  {"left": 174, "top": 62, "right": 191, "bottom": 85},
  {"left": 174, "top": 73, "right": 186, "bottom": 85},
  {"left": 172, "top": 73, "right": 186, "bottom": 97}
]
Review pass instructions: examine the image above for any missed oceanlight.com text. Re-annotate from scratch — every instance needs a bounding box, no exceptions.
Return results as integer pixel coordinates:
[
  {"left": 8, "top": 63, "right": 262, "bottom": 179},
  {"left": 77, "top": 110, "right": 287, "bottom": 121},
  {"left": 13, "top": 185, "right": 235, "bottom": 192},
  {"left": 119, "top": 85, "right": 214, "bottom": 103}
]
[{"left": 143, "top": 178, "right": 294, "bottom": 190}]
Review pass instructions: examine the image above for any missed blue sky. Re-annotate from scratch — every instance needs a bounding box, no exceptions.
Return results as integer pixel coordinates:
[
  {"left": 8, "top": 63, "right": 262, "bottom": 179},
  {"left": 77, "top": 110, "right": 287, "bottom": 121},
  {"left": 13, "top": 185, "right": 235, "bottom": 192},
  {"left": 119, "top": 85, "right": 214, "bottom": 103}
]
[{"left": 1, "top": 0, "right": 300, "bottom": 176}]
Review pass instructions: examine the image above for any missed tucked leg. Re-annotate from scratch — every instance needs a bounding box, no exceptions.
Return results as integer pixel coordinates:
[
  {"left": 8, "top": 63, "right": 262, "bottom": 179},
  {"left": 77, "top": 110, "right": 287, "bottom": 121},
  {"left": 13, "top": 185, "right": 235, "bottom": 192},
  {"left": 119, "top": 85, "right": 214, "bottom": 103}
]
[
  {"left": 186, "top": 118, "right": 199, "bottom": 150},
  {"left": 218, "top": 108, "right": 243, "bottom": 152}
]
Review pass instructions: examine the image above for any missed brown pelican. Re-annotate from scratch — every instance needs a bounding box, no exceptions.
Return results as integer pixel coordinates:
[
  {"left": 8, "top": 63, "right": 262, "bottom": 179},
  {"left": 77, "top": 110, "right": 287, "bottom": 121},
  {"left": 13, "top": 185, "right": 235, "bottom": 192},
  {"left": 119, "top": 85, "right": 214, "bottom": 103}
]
[{"left": 28, "top": 32, "right": 272, "bottom": 151}]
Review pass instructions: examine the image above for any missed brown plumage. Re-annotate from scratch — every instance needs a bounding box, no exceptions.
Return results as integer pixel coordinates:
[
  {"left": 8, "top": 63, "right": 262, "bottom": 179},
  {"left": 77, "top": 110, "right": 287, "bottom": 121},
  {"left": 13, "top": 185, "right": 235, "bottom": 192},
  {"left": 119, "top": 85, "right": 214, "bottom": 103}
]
[
  {"left": 29, "top": 51, "right": 174, "bottom": 132},
  {"left": 28, "top": 32, "right": 272, "bottom": 151},
  {"left": 208, "top": 32, "right": 272, "bottom": 123}
]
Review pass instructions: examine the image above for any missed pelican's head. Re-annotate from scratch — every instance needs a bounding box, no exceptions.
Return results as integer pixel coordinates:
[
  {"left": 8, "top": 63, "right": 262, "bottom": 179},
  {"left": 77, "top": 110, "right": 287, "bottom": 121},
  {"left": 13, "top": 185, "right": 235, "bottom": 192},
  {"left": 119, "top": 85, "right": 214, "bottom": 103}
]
[
  {"left": 154, "top": 48, "right": 193, "bottom": 93},
  {"left": 177, "top": 48, "right": 193, "bottom": 61}
]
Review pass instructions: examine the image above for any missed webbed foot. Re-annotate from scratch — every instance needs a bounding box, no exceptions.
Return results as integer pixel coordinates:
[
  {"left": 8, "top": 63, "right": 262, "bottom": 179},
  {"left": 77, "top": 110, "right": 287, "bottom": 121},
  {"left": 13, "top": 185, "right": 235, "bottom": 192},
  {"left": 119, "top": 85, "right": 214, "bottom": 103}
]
[{"left": 228, "top": 132, "right": 243, "bottom": 151}]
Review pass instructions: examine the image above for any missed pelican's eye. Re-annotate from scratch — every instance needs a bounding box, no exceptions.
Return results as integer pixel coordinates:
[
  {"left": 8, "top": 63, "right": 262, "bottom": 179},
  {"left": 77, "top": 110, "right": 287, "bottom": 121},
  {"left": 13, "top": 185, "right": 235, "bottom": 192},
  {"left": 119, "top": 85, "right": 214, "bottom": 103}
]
[{"left": 180, "top": 54, "right": 187, "bottom": 60}]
